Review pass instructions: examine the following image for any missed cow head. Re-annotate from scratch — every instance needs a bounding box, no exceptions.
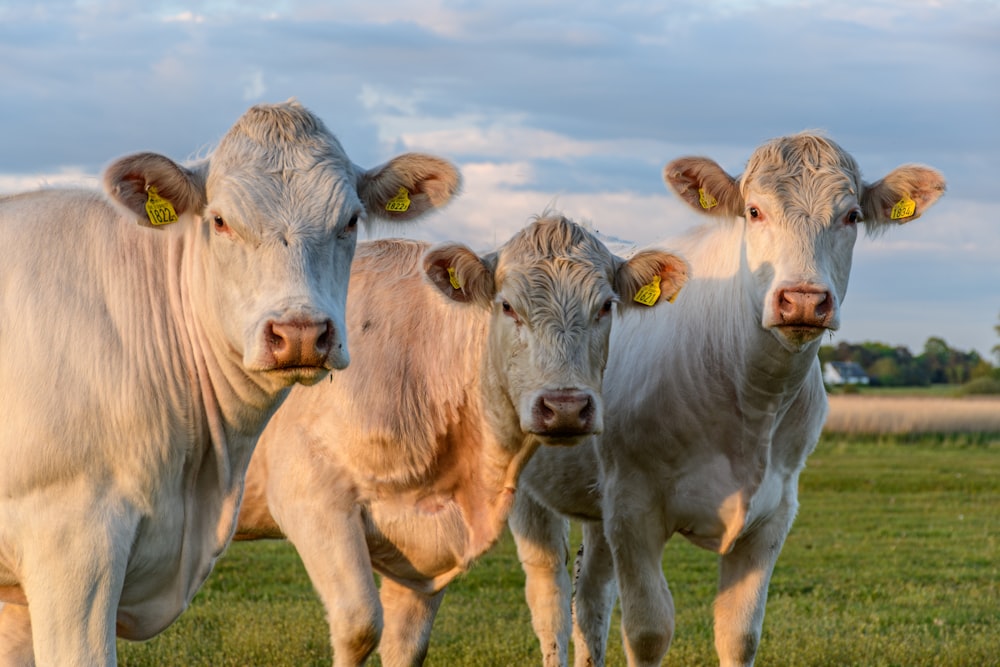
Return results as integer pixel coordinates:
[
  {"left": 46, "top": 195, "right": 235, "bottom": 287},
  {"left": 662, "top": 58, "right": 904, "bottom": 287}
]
[
  {"left": 424, "top": 214, "right": 688, "bottom": 446},
  {"left": 103, "top": 100, "right": 461, "bottom": 391},
  {"left": 664, "top": 133, "right": 945, "bottom": 351}
]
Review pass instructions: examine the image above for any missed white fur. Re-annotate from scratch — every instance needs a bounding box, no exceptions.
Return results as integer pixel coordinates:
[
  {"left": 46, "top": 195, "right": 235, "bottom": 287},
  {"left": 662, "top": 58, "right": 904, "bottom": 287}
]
[
  {"left": 0, "top": 101, "right": 459, "bottom": 666},
  {"left": 234, "top": 215, "right": 689, "bottom": 666},
  {"left": 511, "top": 133, "right": 946, "bottom": 667}
]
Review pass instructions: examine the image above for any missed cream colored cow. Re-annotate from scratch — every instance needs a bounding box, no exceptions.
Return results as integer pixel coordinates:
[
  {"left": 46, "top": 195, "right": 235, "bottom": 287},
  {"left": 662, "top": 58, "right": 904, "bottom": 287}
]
[
  {"left": 235, "top": 214, "right": 689, "bottom": 666},
  {"left": 511, "top": 133, "right": 946, "bottom": 667},
  {"left": 0, "top": 100, "right": 460, "bottom": 667}
]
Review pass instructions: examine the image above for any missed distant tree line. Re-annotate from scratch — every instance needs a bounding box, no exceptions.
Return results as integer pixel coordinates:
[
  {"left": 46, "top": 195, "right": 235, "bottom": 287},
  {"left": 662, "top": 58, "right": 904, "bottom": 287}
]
[{"left": 819, "top": 336, "right": 996, "bottom": 387}]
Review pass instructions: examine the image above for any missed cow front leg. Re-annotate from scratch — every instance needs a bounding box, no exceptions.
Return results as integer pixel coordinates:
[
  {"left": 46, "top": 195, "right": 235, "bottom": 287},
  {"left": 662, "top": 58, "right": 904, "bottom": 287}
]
[
  {"left": 17, "top": 504, "right": 132, "bottom": 667},
  {"left": 376, "top": 578, "right": 445, "bottom": 667},
  {"left": 714, "top": 497, "right": 797, "bottom": 667},
  {"left": 281, "top": 504, "right": 381, "bottom": 667},
  {"left": 509, "top": 491, "right": 572, "bottom": 667},
  {"left": 603, "top": 489, "right": 672, "bottom": 667},
  {"left": 0, "top": 604, "right": 34, "bottom": 667},
  {"left": 570, "top": 521, "right": 616, "bottom": 667}
]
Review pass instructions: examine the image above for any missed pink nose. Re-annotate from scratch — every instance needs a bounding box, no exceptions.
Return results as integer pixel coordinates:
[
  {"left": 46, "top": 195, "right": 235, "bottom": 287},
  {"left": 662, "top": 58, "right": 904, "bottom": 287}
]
[
  {"left": 265, "top": 319, "right": 334, "bottom": 368},
  {"left": 531, "top": 389, "right": 597, "bottom": 436},
  {"left": 775, "top": 288, "right": 833, "bottom": 328}
]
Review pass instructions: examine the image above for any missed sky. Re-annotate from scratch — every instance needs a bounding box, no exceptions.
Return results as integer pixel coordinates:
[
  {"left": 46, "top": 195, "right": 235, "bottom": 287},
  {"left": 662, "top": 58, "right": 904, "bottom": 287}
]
[{"left": 1, "top": 0, "right": 998, "bottom": 360}]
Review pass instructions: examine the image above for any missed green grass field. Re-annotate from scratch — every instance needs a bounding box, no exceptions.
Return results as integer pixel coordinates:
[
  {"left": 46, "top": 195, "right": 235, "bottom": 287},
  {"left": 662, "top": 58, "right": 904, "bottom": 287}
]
[{"left": 118, "top": 435, "right": 1000, "bottom": 666}]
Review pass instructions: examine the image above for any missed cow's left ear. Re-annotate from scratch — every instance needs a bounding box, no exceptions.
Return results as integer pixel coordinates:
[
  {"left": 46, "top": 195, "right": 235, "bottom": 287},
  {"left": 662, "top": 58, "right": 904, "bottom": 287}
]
[
  {"left": 359, "top": 153, "right": 462, "bottom": 223},
  {"left": 861, "top": 165, "right": 946, "bottom": 229},
  {"left": 614, "top": 249, "right": 690, "bottom": 310},
  {"left": 423, "top": 243, "right": 496, "bottom": 308},
  {"left": 104, "top": 153, "right": 208, "bottom": 229}
]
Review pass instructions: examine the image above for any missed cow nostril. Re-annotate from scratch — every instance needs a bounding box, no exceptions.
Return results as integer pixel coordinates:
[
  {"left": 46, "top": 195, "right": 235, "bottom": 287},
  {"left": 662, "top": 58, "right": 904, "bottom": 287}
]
[
  {"left": 315, "top": 320, "right": 333, "bottom": 354},
  {"left": 779, "top": 291, "right": 797, "bottom": 317},
  {"left": 266, "top": 322, "right": 289, "bottom": 354},
  {"left": 814, "top": 294, "right": 830, "bottom": 318}
]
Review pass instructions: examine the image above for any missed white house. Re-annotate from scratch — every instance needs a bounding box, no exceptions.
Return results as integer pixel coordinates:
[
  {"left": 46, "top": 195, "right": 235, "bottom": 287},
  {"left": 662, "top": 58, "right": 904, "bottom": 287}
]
[{"left": 823, "top": 361, "right": 870, "bottom": 385}]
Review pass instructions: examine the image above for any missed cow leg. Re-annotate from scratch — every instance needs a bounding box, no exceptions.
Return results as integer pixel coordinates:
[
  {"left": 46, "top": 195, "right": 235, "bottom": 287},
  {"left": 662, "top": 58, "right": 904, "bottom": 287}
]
[
  {"left": 570, "top": 521, "right": 616, "bottom": 667},
  {"left": 284, "top": 508, "right": 381, "bottom": 667},
  {"left": 0, "top": 604, "right": 35, "bottom": 667},
  {"left": 509, "top": 491, "right": 572, "bottom": 667},
  {"left": 603, "top": 484, "right": 672, "bottom": 667},
  {"left": 714, "top": 496, "right": 797, "bottom": 667},
  {"left": 376, "top": 578, "right": 445, "bottom": 667},
  {"left": 17, "top": 501, "right": 132, "bottom": 667}
]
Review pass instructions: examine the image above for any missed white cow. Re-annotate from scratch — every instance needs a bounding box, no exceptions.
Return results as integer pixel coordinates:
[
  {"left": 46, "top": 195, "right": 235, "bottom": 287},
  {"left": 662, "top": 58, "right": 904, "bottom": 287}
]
[
  {"left": 234, "top": 214, "right": 690, "bottom": 666},
  {"left": 0, "top": 100, "right": 460, "bottom": 667},
  {"left": 510, "top": 133, "right": 946, "bottom": 666}
]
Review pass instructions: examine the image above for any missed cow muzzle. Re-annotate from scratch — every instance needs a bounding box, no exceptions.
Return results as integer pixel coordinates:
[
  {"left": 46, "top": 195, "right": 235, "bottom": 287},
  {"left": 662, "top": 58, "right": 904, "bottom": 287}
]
[
  {"left": 769, "top": 285, "right": 836, "bottom": 344},
  {"left": 525, "top": 388, "right": 601, "bottom": 445},
  {"left": 261, "top": 316, "right": 346, "bottom": 382}
]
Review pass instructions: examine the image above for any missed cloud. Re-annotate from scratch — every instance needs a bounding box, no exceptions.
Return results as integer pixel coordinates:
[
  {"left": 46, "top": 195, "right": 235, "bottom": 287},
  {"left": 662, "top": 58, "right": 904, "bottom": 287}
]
[
  {"left": 0, "top": 169, "right": 98, "bottom": 195},
  {"left": 162, "top": 10, "right": 205, "bottom": 23},
  {"left": 0, "top": 0, "right": 995, "bottom": 355},
  {"left": 242, "top": 69, "right": 267, "bottom": 101}
]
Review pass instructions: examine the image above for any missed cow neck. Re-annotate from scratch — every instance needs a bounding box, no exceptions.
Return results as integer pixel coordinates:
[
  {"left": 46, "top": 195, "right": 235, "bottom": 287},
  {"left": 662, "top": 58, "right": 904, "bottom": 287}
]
[
  {"left": 179, "top": 225, "right": 281, "bottom": 446},
  {"left": 695, "top": 221, "right": 822, "bottom": 441},
  {"left": 473, "top": 333, "right": 541, "bottom": 533},
  {"left": 171, "top": 225, "right": 283, "bottom": 596}
]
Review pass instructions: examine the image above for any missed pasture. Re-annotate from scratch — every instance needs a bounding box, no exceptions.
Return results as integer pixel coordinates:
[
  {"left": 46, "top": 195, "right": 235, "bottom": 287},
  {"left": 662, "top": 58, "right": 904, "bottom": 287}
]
[{"left": 118, "top": 397, "right": 1000, "bottom": 666}]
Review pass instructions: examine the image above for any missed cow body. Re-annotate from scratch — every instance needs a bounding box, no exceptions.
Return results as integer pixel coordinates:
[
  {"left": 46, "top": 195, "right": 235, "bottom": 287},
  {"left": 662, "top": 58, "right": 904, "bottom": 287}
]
[
  {"left": 235, "top": 214, "right": 689, "bottom": 666},
  {"left": 0, "top": 101, "right": 460, "bottom": 666},
  {"left": 511, "top": 134, "right": 946, "bottom": 666}
]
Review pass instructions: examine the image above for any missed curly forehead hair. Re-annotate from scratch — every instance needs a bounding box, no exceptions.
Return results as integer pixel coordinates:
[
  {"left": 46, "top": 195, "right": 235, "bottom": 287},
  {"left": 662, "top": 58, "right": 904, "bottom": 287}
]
[
  {"left": 496, "top": 212, "right": 616, "bottom": 268},
  {"left": 740, "top": 132, "right": 863, "bottom": 200},
  {"left": 213, "top": 100, "right": 351, "bottom": 174}
]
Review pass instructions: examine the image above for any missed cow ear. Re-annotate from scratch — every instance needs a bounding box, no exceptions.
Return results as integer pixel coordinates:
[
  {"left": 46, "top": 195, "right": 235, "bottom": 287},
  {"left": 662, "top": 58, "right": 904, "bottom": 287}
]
[
  {"left": 614, "top": 248, "right": 690, "bottom": 310},
  {"left": 423, "top": 243, "right": 496, "bottom": 307},
  {"left": 104, "top": 153, "right": 208, "bottom": 229},
  {"left": 861, "top": 165, "right": 946, "bottom": 231},
  {"left": 663, "top": 157, "right": 743, "bottom": 218},
  {"left": 359, "top": 153, "right": 462, "bottom": 224}
]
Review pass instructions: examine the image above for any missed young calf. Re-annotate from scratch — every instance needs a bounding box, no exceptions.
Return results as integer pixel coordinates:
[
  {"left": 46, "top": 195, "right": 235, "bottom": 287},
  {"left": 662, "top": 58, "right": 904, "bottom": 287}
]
[
  {"left": 234, "top": 214, "right": 689, "bottom": 666},
  {"left": 511, "top": 134, "right": 946, "bottom": 666}
]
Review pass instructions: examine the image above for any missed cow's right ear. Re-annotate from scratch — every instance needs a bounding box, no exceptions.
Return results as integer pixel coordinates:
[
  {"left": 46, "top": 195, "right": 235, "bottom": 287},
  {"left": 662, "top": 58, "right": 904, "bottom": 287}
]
[
  {"left": 663, "top": 157, "right": 744, "bottom": 218},
  {"left": 423, "top": 243, "right": 495, "bottom": 308},
  {"left": 103, "top": 153, "right": 208, "bottom": 229}
]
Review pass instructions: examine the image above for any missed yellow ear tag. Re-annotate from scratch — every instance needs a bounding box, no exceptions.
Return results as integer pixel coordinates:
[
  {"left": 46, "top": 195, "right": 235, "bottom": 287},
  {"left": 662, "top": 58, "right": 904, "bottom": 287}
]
[
  {"left": 385, "top": 187, "right": 411, "bottom": 213},
  {"left": 698, "top": 188, "right": 718, "bottom": 210},
  {"left": 145, "top": 186, "right": 178, "bottom": 226},
  {"left": 447, "top": 267, "right": 462, "bottom": 290},
  {"left": 890, "top": 196, "right": 916, "bottom": 220},
  {"left": 633, "top": 275, "right": 661, "bottom": 307}
]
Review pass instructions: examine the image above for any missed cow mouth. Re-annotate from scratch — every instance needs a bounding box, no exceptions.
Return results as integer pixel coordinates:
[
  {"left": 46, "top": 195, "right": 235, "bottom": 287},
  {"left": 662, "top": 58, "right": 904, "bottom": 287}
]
[
  {"left": 773, "top": 324, "right": 829, "bottom": 345},
  {"left": 532, "top": 430, "right": 598, "bottom": 447},
  {"left": 266, "top": 365, "right": 330, "bottom": 386}
]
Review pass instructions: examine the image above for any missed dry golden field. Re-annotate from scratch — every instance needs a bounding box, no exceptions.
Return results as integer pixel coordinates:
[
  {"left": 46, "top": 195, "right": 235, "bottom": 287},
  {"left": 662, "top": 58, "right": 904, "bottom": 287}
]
[{"left": 824, "top": 394, "right": 1000, "bottom": 435}]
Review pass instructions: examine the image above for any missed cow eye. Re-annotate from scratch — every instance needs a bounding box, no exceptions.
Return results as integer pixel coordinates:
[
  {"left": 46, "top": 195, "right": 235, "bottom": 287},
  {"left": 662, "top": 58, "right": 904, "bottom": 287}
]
[
  {"left": 846, "top": 210, "right": 861, "bottom": 225},
  {"left": 598, "top": 298, "right": 614, "bottom": 319},
  {"left": 748, "top": 207, "right": 761, "bottom": 220},
  {"left": 346, "top": 213, "right": 359, "bottom": 229},
  {"left": 501, "top": 300, "right": 521, "bottom": 324},
  {"left": 213, "top": 215, "right": 229, "bottom": 233}
]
